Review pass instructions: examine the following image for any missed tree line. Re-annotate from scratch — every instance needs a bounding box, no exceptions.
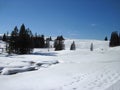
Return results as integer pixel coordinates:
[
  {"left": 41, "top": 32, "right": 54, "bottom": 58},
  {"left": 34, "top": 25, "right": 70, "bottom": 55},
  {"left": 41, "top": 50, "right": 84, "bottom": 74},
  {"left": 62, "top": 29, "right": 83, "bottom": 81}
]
[
  {"left": 2, "top": 24, "right": 65, "bottom": 54},
  {"left": 2, "top": 24, "right": 119, "bottom": 54}
]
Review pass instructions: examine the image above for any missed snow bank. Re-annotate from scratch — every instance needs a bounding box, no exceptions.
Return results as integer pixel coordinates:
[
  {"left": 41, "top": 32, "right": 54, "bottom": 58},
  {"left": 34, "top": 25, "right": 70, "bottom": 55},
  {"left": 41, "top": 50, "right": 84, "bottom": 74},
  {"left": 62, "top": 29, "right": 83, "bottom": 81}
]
[
  {"left": 1, "top": 66, "right": 36, "bottom": 75},
  {"left": 7, "top": 61, "right": 32, "bottom": 68},
  {"left": 0, "top": 59, "right": 59, "bottom": 75},
  {"left": 1, "top": 59, "right": 59, "bottom": 75}
]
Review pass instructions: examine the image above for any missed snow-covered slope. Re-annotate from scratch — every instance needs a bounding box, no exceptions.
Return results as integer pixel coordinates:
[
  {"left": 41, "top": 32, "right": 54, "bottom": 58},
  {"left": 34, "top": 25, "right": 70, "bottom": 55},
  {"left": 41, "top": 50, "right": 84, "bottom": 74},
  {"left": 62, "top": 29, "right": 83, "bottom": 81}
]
[{"left": 0, "top": 39, "right": 120, "bottom": 90}]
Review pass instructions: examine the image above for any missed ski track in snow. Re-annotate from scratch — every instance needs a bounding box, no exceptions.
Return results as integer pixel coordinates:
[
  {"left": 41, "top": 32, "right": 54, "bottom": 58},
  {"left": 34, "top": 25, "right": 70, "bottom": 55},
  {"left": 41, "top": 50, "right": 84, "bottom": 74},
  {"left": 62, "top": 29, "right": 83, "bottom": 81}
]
[{"left": 51, "top": 65, "right": 120, "bottom": 90}]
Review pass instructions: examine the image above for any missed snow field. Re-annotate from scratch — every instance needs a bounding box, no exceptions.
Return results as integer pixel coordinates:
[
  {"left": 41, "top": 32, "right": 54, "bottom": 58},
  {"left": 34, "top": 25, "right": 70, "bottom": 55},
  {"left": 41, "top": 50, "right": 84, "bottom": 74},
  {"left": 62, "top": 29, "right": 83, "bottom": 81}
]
[{"left": 0, "top": 39, "right": 120, "bottom": 90}]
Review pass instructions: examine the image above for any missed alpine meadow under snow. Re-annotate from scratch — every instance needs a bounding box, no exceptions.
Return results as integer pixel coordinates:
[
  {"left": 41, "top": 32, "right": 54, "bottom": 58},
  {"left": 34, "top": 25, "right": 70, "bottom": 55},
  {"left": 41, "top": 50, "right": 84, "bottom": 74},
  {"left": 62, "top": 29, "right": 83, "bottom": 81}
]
[{"left": 0, "top": 39, "right": 120, "bottom": 90}]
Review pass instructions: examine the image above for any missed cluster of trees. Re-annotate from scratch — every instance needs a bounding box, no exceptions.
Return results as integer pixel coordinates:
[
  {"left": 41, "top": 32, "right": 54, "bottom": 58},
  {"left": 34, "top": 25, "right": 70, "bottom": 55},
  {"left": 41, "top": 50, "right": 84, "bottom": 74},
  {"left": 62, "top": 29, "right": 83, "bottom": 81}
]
[
  {"left": 3, "top": 24, "right": 34, "bottom": 54},
  {"left": 54, "top": 36, "right": 65, "bottom": 51},
  {"left": 2, "top": 24, "right": 66, "bottom": 54},
  {"left": 109, "top": 31, "right": 120, "bottom": 47},
  {"left": 5, "top": 24, "right": 120, "bottom": 54},
  {"left": 3, "top": 24, "right": 49, "bottom": 54},
  {"left": 33, "top": 34, "right": 45, "bottom": 48}
]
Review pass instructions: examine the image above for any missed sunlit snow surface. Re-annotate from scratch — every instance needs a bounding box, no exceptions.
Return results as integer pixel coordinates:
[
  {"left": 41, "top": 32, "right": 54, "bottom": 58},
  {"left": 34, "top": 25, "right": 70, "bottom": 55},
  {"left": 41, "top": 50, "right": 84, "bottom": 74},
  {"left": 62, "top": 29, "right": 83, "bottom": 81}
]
[{"left": 0, "top": 39, "right": 120, "bottom": 90}]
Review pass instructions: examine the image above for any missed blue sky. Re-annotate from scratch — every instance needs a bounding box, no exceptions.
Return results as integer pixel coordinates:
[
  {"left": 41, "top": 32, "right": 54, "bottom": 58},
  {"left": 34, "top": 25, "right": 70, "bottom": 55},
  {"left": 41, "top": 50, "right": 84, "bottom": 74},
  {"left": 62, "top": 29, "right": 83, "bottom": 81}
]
[{"left": 0, "top": 0, "right": 120, "bottom": 39}]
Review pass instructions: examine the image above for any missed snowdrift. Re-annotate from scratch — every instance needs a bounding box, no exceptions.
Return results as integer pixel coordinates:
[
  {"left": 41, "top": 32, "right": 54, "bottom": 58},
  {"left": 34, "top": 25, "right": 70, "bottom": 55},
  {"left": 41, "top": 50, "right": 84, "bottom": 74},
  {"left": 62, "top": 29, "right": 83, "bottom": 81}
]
[
  {"left": 1, "top": 66, "right": 36, "bottom": 75},
  {"left": 0, "top": 60, "right": 59, "bottom": 75}
]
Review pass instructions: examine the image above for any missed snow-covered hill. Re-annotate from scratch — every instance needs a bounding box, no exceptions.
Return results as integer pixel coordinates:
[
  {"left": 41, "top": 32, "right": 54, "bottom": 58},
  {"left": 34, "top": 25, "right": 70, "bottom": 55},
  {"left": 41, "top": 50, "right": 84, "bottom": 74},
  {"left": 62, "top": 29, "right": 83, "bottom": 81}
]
[{"left": 0, "top": 39, "right": 120, "bottom": 90}]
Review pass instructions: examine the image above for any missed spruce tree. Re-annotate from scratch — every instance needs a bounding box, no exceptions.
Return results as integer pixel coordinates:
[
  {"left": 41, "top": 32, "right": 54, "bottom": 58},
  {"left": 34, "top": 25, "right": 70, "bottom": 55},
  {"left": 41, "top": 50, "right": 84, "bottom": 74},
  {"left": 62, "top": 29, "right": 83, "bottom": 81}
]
[
  {"left": 109, "top": 31, "right": 119, "bottom": 47},
  {"left": 2, "top": 33, "right": 7, "bottom": 41},
  {"left": 25, "top": 28, "right": 34, "bottom": 53},
  {"left": 41, "top": 35, "right": 45, "bottom": 48},
  {"left": 17, "top": 24, "right": 33, "bottom": 54},
  {"left": 90, "top": 43, "right": 93, "bottom": 51},
  {"left": 104, "top": 36, "right": 108, "bottom": 41},
  {"left": 18, "top": 24, "right": 26, "bottom": 54},
  {"left": 9, "top": 26, "right": 19, "bottom": 53},
  {"left": 119, "top": 33, "right": 120, "bottom": 45},
  {"left": 5, "top": 32, "right": 9, "bottom": 53},
  {"left": 70, "top": 41, "right": 76, "bottom": 50},
  {"left": 49, "top": 36, "right": 52, "bottom": 41}
]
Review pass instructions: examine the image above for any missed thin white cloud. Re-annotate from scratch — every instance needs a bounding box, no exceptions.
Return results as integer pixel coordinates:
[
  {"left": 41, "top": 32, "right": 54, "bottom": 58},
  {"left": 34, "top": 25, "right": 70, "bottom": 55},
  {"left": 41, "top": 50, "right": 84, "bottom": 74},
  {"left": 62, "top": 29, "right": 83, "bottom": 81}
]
[
  {"left": 71, "top": 33, "right": 80, "bottom": 36},
  {"left": 67, "top": 30, "right": 80, "bottom": 36},
  {"left": 91, "top": 24, "right": 96, "bottom": 27},
  {"left": 67, "top": 32, "right": 80, "bottom": 36}
]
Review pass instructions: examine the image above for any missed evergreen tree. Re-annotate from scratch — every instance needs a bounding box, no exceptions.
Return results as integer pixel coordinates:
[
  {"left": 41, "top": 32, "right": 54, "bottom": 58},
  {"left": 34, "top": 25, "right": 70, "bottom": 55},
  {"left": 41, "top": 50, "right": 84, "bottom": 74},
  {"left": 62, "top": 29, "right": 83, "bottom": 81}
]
[
  {"left": 54, "top": 36, "right": 65, "bottom": 51},
  {"left": 104, "top": 36, "right": 108, "bottom": 41},
  {"left": 70, "top": 41, "right": 76, "bottom": 50},
  {"left": 109, "top": 31, "right": 119, "bottom": 47},
  {"left": 119, "top": 33, "right": 120, "bottom": 45},
  {"left": 5, "top": 32, "right": 9, "bottom": 53},
  {"left": 9, "top": 26, "right": 19, "bottom": 53},
  {"left": 90, "top": 43, "right": 93, "bottom": 51},
  {"left": 2, "top": 33, "right": 7, "bottom": 41},
  {"left": 18, "top": 24, "right": 26, "bottom": 54},
  {"left": 49, "top": 36, "right": 52, "bottom": 41},
  {"left": 40, "top": 35, "right": 45, "bottom": 48},
  {"left": 9, "top": 24, "right": 34, "bottom": 54},
  {"left": 25, "top": 28, "right": 34, "bottom": 53}
]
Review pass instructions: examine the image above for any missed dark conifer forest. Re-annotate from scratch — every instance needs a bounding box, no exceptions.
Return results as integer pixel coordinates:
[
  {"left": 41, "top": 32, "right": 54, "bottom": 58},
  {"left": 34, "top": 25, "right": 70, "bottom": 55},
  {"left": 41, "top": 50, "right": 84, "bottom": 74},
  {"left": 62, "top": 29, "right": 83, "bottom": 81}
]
[{"left": 2, "top": 24, "right": 65, "bottom": 54}]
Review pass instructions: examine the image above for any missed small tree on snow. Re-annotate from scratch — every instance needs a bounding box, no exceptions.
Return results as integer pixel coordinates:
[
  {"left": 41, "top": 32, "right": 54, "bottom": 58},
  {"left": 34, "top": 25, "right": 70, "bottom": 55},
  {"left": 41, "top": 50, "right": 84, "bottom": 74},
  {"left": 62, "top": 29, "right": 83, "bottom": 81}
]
[
  {"left": 104, "top": 36, "right": 108, "bottom": 41},
  {"left": 90, "top": 43, "right": 93, "bottom": 51},
  {"left": 70, "top": 41, "right": 76, "bottom": 50}
]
